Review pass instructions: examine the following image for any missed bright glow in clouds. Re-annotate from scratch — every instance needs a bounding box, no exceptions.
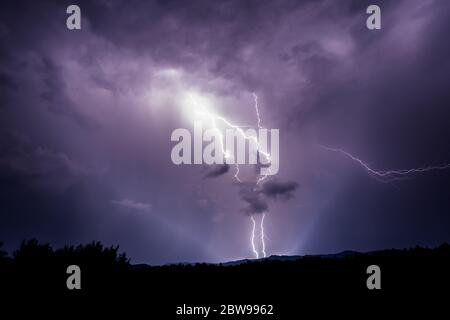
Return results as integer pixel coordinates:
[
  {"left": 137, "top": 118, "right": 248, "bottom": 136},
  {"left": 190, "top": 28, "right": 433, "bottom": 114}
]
[{"left": 171, "top": 90, "right": 279, "bottom": 176}]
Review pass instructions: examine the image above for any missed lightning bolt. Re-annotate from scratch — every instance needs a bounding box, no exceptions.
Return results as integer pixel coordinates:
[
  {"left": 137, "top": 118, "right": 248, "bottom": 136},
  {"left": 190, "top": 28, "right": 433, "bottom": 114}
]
[
  {"left": 249, "top": 213, "right": 267, "bottom": 259},
  {"left": 251, "top": 93, "right": 268, "bottom": 258},
  {"left": 260, "top": 213, "right": 266, "bottom": 258},
  {"left": 193, "top": 96, "right": 271, "bottom": 183},
  {"left": 256, "top": 169, "right": 269, "bottom": 185},
  {"left": 253, "top": 92, "right": 262, "bottom": 130},
  {"left": 192, "top": 108, "right": 240, "bottom": 182},
  {"left": 189, "top": 92, "right": 271, "bottom": 259},
  {"left": 250, "top": 215, "right": 259, "bottom": 259},
  {"left": 321, "top": 145, "right": 450, "bottom": 183},
  {"left": 252, "top": 92, "right": 271, "bottom": 186}
]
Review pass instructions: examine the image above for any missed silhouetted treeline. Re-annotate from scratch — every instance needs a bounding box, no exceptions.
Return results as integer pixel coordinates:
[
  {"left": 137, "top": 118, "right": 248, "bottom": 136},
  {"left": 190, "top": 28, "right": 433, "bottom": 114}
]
[
  {"left": 0, "top": 239, "right": 130, "bottom": 294},
  {"left": 1, "top": 240, "right": 449, "bottom": 314}
]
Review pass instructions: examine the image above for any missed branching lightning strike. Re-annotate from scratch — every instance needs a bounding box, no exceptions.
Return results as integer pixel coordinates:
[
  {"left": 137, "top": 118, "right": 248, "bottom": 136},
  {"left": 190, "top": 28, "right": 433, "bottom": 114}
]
[
  {"left": 321, "top": 145, "right": 450, "bottom": 183},
  {"left": 194, "top": 108, "right": 272, "bottom": 183},
  {"left": 191, "top": 93, "right": 271, "bottom": 259}
]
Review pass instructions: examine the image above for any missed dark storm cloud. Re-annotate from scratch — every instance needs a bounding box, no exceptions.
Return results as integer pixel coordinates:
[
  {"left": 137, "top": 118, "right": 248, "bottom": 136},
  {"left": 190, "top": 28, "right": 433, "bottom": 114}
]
[
  {"left": 0, "top": 0, "right": 450, "bottom": 263},
  {"left": 239, "top": 183, "right": 269, "bottom": 215},
  {"left": 238, "top": 179, "right": 299, "bottom": 215},
  {"left": 0, "top": 72, "right": 16, "bottom": 89},
  {"left": 203, "top": 164, "right": 230, "bottom": 178},
  {"left": 0, "top": 130, "right": 88, "bottom": 186},
  {"left": 0, "top": 72, "right": 18, "bottom": 108},
  {"left": 260, "top": 180, "right": 299, "bottom": 200},
  {"left": 0, "top": 131, "right": 87, "bottom": 178},
  {"left": 39, "top": 56, "right": 99, "bottom": 131}
]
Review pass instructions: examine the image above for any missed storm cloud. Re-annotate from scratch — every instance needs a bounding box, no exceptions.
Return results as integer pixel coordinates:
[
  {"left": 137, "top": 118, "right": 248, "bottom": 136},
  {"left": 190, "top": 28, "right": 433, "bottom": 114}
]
[
  {"left": 238, "top": 179, "right": 299, "bottom": 215},
  {"left": 239, "top": 183, "right": 269, "bottom": 215},
  {"left": 1, "top": 0, "right": 450, "bottom": 263},
  {"left": 203, "top": 164, "right": 230, "bottom": 179},
  {"left": 260, "top": 180, "right": 299, "bottom": 200}
]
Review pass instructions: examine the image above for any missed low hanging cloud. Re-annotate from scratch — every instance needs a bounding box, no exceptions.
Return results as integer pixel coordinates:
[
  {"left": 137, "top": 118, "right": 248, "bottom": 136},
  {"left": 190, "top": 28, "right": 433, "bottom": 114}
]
[
  {"left": 239, "top": 183, "right": 269, "bottom": 215},
  {"left": 203, "top": 164, "right": 230, "bottom": 178},
  {"left": 260, "top": 180, "right": 299, "bottom": 199},
  {"left": 239, "top": 180, "right": 299, "bottom": 215},
  {"left": 111, "top": 199, "right": 152, "bottom": 212},
  {"left": 238, "top": 179, "right": 299, "bottom": 215}
]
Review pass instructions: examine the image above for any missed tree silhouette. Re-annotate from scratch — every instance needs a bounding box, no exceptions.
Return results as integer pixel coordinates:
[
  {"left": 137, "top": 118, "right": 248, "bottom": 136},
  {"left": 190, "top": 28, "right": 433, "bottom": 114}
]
[
  {"left": 13, "top": 239, "right": 53, "bottom": 264},
  {"left": 0, "top": 241, "right": 7, "bottom": 259},
  {"left": 0, "top": 238, "right": 449, "bottom": 301}
]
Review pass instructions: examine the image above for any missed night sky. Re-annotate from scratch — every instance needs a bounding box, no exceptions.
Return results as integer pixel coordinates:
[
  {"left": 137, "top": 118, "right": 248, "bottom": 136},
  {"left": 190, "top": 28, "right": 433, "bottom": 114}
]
[{"left": 1, "top": 0, "right": 450, "bottom": 264}]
